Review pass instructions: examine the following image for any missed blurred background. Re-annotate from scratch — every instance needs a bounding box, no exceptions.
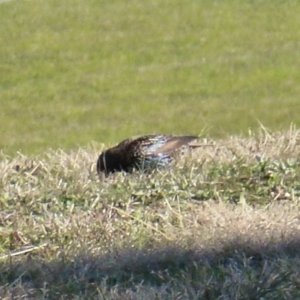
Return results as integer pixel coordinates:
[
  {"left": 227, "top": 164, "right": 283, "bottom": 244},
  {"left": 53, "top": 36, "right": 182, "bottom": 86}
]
[{"left": 1, "top": 0, "right": 300, "bottom": 155}]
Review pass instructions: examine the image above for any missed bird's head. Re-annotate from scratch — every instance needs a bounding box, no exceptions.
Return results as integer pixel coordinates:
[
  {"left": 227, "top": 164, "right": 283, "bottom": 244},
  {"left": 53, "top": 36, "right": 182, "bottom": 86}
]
[{"left": 97, "top": 148, "right": 125, "bottom": 176}]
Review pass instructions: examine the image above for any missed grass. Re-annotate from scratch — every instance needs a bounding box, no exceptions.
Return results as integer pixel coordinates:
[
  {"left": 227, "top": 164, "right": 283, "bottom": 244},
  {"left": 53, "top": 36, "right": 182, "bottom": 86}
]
[
  {"left": 1, "top": 0, "right": 300, "bottom": 297},
  {"left": 1, "top": 0, "right": 300, "bottom": 154},
  {"left": 1, "top": 127, "right": 300, "bottom": 298}
]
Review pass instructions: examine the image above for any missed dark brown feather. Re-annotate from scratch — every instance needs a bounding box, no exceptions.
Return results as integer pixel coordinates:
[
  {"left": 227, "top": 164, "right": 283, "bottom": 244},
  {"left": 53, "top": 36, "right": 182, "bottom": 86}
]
[{"left": 97, "top": 134, "right": 203, "bottom": 175}]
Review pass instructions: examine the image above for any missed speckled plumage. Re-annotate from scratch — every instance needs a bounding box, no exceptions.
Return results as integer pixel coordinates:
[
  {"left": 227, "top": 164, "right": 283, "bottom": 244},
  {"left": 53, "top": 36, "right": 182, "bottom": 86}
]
[{"left": 97, "top": 134, "right": 201, "bottom": 175}]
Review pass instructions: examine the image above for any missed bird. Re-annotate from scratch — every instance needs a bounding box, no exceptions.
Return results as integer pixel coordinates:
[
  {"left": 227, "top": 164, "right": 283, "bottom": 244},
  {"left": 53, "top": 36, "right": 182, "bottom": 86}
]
[{"left": 97, "top": 134, "right": 205, "bottom": 176}]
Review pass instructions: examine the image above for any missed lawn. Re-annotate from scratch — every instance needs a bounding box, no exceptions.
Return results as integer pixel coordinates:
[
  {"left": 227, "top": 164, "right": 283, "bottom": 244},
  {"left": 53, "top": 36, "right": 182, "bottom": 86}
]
[
  {"left": 1, "top": 0, "right": 300, "bottom": 154},
  {"left": 1, "top": 128, "right": 300, "bottom": 298},
  {"left": 1, "top": 0, "right": 300, "bottom": 298}
]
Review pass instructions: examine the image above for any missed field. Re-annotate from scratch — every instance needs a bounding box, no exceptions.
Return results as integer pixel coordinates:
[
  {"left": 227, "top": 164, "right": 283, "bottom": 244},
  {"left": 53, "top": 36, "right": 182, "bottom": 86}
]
[
  {"left": 1, "top": 0, "right": 300, "bottom": 299},
  {"left": 0, "top": 128, "right": 300, "bottom": 298},
  {"left": 1, "top": 0, "right": 300, "bottom": 154}
]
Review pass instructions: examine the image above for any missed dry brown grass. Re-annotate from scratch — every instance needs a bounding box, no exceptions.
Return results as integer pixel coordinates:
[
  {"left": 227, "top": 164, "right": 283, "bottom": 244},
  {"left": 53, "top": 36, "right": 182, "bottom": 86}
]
[{"left": 1, "top": 127, "right": 300, "bottom": 299}]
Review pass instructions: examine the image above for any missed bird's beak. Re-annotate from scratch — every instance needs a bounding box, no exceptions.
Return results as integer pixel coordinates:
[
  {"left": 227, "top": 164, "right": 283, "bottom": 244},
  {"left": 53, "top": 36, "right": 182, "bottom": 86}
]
[{"left": 102, "top": 152, "right": 109, "bottom": 177}]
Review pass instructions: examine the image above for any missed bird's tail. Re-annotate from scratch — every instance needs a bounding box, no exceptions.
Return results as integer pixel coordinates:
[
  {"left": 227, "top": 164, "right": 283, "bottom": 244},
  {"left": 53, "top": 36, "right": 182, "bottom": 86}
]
[{"left": 188, "top": 142, "right": 213, "bottom": 148}]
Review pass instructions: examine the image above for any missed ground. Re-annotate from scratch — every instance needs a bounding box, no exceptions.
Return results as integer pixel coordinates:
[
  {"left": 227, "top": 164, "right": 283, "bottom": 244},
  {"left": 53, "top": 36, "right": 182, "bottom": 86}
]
[
  {"left": 1, "top": 1, "right": 300, "bottom": 298},
  {"left": 1, "top": 128, "right": 300, "bottom": 299}
]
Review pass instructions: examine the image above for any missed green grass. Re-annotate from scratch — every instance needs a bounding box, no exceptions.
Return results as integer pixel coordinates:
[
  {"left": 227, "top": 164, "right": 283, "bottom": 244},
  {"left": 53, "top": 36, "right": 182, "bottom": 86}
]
[
  {"left": 1, "top": 0, "right": 300, "bottom": 154},
  {"left": 1, "top": 129, "right": 300, "bottom": 298},
  {"left": 1, "top": 3, "right": 300, "bottom": 294}
]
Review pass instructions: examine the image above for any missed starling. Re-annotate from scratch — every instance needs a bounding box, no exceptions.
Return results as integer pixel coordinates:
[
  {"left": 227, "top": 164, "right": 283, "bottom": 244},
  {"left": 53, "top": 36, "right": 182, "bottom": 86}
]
[{"left": 97, "top": 134, "right": 203, "bottom": 176}]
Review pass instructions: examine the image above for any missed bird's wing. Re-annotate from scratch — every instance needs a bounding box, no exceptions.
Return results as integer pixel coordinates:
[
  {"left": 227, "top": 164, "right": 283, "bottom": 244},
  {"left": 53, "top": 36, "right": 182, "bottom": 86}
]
[
  {"left": 140, "top": 135, "right": 170, "bottom": 153},
  {"left": 150, "top": 136, "right": 198, "bottom": 155},
  {"left": 127, "top": 135, "right": 199, "bottom": 168},
  {"left": 127, "top": 135, "right": 172, "bottom": 166}
]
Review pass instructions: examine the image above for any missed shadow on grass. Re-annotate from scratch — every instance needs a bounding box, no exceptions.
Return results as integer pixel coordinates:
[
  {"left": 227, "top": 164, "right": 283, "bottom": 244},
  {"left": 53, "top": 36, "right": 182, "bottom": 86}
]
[{"left": 1, "top": 235, "right": 300, "bottom": 299}]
